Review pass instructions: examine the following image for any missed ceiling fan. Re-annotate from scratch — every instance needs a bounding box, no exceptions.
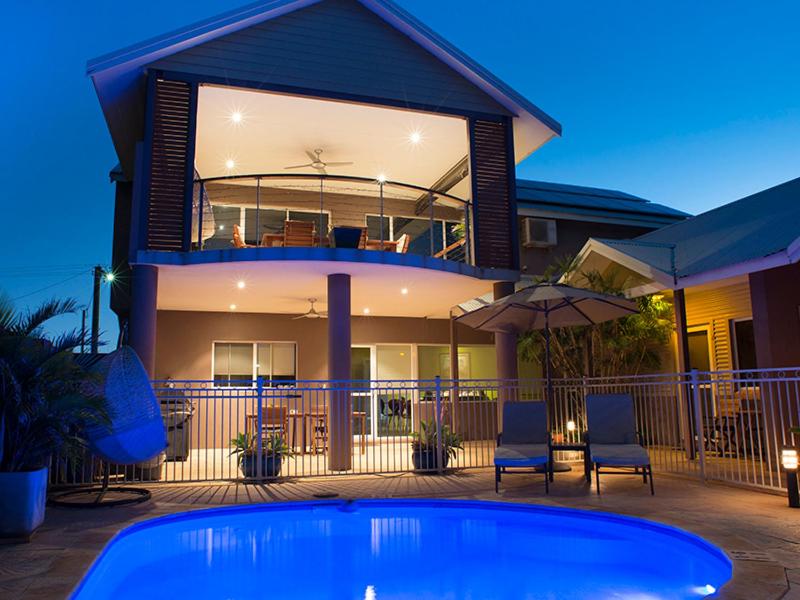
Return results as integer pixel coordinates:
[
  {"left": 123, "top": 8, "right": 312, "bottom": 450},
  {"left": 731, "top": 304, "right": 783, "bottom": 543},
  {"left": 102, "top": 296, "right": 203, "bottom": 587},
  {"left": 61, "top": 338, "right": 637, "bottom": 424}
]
[
  {"left": 284, "top": 148, "right": 353, "bottom": 174},
  {"left": 292, "top": 298, "right": 328, "bottom": 320}
]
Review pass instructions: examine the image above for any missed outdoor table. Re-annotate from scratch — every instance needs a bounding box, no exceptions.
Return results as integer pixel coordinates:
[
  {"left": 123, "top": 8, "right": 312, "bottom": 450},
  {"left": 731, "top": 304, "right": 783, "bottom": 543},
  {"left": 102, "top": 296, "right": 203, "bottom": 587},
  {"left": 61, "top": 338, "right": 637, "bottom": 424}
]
[{"left": 548, "top": 442, "right": 592, "bottom": 482}]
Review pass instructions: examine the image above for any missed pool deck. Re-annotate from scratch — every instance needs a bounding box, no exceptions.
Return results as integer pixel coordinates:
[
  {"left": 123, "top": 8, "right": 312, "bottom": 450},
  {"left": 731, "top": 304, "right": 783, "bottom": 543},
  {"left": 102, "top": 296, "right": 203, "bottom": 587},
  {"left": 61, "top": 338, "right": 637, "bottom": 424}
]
[{"left": 1, "top": 469, "right": 799, "bottom": 599}]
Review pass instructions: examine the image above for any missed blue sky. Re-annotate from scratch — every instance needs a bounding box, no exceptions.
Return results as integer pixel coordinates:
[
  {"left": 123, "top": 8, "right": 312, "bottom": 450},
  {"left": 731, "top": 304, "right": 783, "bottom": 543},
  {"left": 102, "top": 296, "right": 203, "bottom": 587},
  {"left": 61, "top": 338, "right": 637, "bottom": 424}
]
[{"left": 1, "top": 0, "right": 798, "bottom": 344}]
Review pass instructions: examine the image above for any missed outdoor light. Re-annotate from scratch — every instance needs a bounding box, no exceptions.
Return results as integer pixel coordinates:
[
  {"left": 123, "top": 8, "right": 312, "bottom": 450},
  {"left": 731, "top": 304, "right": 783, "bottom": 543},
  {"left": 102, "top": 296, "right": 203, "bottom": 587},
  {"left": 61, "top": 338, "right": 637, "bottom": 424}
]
[
  {"left": 225, "top": 159, "right": 236, "bottom": 170},
  {"left": 219, "top": 225, "right": 225, "bottom": 231},
  {"left": 409, "top": 130, "right": 422, "bottom": 145},
  {"left": 237, "top": 280, "right": 246, "bottom": 289},
  {"left": 363, "top": 308, "right": 370, "bottom": 315},
  {"left": 567, "top": 420, "right": 576, "bottom": 432},
  {"left": 400, "top": 287, "right": 408, "bottom": 295},
  {"left": 230, "top": 111, "right": 243, "bottom": 124},
  {"left": 783, "top": 448, "right": 800, "bottom": 508},
  {"left": 104, "top": 271, "right": 115, "bottom": 283},
  {"left": 229, "top": 304, "right": 237, "bottom": 311},
  {"left": 377, "top": 173, "right": 387, "bottom": 183}
]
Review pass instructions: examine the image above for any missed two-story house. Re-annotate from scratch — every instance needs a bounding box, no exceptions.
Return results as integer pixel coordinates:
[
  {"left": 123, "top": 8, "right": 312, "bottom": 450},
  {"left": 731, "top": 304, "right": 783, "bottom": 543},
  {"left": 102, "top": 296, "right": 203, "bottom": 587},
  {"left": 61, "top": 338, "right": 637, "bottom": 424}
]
[{"left": 90, "top": 0, "right": 685, "bottom": 470}]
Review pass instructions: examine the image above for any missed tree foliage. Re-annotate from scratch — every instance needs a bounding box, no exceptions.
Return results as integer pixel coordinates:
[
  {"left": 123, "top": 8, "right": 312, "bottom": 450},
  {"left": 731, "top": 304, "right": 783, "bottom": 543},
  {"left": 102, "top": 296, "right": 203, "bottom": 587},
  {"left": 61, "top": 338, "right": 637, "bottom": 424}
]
[{"left": 518, "top": 257, "right": 674, "bottom": 379}]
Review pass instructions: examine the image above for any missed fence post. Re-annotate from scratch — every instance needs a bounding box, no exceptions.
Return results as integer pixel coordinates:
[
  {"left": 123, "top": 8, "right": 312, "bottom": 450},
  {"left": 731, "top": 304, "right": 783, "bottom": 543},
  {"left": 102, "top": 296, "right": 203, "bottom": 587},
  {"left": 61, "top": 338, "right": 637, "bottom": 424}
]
[
  {"left": 690, "top": 369, "right": 706, "bottom": 481},
  {"left": 435, "top": 375, "right": 444, "bottom": 474},
  {"left": 256, "top": 376, "right": 264, "bottom": 480}
]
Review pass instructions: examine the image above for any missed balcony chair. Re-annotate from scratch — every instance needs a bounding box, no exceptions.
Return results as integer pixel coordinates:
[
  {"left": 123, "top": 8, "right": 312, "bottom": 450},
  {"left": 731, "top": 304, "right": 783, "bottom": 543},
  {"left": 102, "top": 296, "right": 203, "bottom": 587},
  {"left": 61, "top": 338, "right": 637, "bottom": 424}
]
[
  {"left": 585, "top": 393, "right": 654, "bottom": 495},
  {"left": 494, "top": 401, "right": 551, "bottom": 493},
  {"left": 283, "top": 220, "right": 315, "bottom": 247},
  {"left": 231, "top": 224, "right": 253, "bottom": 248},
  {"left": 433, "top": 237, "right": 466, "bottom": 260},
  {"left": 395, "top": 233, "right": 410, "bottom": 254}
]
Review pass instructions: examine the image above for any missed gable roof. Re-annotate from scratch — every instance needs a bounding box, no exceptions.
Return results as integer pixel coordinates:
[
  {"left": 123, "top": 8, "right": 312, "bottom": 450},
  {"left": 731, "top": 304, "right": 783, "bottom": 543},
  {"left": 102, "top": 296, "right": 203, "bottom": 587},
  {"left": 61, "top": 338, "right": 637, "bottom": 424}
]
[
  {"left": 516, "top": 179, "right": 688, "bottom": 228},
  {"left": 571, "top": 176, "right": 800, "bottom": 291},
  {"left": 89, "top": 0, "right": 561, "bottom": 176}
]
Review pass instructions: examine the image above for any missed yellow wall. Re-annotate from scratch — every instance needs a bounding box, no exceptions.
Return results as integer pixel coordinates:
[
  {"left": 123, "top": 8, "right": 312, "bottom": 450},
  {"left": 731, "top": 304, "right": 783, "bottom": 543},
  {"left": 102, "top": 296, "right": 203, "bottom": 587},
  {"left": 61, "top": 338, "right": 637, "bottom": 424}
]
[{"left": 682, "top": 279, "right": 752, "bottom": 371}]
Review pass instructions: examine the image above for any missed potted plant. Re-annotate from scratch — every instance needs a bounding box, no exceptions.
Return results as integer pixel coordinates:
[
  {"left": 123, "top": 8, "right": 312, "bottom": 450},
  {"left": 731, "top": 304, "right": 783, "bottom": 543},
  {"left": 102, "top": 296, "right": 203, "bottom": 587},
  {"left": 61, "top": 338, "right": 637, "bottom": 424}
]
[
  {"left": 411, "top": 419, "right": 463, "bottom": 472},
  {"left": 0, "top": 297, "right": 108, "bottom": 541},
  {"left": 230, "top": 432, "right": 293, "bottom": 479}
]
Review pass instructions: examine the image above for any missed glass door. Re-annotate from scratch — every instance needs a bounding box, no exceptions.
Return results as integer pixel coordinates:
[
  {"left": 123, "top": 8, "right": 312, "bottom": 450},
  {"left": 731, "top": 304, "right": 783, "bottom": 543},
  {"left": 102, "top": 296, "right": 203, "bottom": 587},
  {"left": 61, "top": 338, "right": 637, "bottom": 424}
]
[
  {"left": 350, "top": 347, "right": 373, "bottom": 439},
  {"left": 375, "top": 345, "right": 413, "bottom": 437}
]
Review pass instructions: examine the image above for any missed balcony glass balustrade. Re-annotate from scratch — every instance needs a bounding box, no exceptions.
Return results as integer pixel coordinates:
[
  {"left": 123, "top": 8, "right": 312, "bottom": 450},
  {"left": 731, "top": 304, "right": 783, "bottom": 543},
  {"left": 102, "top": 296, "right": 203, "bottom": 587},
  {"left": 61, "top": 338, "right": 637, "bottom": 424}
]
[{"left": 192, "top": 174, "right": 472, "bottom": 264}]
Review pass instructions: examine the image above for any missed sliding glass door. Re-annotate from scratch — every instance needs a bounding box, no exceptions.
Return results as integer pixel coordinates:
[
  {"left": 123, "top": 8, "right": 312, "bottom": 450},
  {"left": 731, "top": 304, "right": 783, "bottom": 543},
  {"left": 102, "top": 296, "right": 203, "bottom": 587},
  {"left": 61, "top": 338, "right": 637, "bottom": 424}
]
[{"left": 350, "top": 345, "right": 413, "bottom": 438}]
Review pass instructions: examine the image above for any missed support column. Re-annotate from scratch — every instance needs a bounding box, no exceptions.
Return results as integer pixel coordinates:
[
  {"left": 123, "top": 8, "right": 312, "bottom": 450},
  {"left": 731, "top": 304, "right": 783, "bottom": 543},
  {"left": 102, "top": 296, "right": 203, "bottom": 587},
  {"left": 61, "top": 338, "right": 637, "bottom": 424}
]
[
  {"left": 493, "top": 282, "right": 518, "bottom": 430},
  {"left": 673, "top": 288, "right": 695, "bottom": 459},
  {"left": 129, "top": 265, "right": 158, "bottom": 378},
  {"left": 327, "top": 273, "right": 352, "bottom": 471}
]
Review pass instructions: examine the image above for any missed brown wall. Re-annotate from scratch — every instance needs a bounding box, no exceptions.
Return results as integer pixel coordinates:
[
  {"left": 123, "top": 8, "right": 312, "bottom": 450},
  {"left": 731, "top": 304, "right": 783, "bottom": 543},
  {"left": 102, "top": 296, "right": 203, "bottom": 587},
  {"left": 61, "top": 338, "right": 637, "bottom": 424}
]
[
  {"left": 518, "top": 217, "right": 652, "bottom": 276},
  {"left": 154, "top": 310, "right": 492, "bottom": 381},
  {"left": 749, "top": 262, "right": 800, "bottom": 368}
]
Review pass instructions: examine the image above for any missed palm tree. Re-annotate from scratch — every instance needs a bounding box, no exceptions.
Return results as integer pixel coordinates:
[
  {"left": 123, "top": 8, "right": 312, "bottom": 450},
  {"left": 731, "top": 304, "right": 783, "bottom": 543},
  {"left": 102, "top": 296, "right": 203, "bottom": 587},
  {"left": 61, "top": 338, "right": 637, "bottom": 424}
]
[{"left": 0, "top": 296, "right": 108, "bottom": 472}]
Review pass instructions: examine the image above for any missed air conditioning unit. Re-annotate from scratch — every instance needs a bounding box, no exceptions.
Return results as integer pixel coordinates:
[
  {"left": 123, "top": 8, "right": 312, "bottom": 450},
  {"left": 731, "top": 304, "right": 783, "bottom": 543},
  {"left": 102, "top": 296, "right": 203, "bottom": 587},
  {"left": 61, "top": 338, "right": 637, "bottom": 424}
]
[{"left": 523, "top": 218, "right": 557, "bottom": 248}]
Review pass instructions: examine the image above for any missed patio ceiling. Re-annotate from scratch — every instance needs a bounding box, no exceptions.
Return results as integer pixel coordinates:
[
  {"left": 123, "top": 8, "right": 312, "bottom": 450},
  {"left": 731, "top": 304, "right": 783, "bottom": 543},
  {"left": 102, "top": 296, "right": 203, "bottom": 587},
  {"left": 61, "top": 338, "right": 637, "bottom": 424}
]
[
  {"left": 155, "top": 259, "right": 498, "bottom": 318},
  {"left": 195, "top": 85, "right": 471, "bottom": 199}
]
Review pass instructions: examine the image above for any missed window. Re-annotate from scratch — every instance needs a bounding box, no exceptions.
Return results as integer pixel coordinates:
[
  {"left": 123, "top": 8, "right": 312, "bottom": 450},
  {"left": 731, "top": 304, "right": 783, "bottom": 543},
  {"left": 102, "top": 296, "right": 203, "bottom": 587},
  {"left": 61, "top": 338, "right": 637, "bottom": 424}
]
[
  {"left": 732, "top": 319, "right": 757, "bottom": 371},
  {"left": 213, "top": 342, "right": 296, "bottom": 386},
  {"left": 365, "top": 215, "right": 462, "bottom": 258}
]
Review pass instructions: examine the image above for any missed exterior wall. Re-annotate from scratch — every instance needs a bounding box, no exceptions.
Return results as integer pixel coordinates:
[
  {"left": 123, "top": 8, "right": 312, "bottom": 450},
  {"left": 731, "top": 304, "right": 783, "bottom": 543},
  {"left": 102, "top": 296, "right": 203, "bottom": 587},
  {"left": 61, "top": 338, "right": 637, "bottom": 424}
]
[
  {"left": 149, "top": 0, "right": 508, "bottom": 117},
  {"left": 518, "top": 216, "right": 652, "bottom": 277},
  {"left": 749, "top": 262, "right": 800, "bottom": 368},
  {"left": 154, "top": 310, "right": 493, "bottom": 381},
  {"left": 681, "top": 279, "right": 752, "bottom": 371}
]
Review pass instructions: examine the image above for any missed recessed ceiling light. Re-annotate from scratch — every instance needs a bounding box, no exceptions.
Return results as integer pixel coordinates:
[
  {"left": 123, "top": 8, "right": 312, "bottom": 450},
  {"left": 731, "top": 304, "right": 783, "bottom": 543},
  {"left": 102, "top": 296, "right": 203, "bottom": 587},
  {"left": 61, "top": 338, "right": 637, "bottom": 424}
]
[
  {"left": 237, "top": 280, "right": 246, "bottom": 289},
  {"left": 363, "top": 308, "right": 370, "bottom": 315},
  {"left": 400, "top": 287, "right": 408, "bottom": 295},
  {"left": 229, "top": 304, "right": 237, "bottom": 311},
  {"left": 230, "top": 111, "right": 243, "bottom": 124},
  {"left": 225, "top": 159, "right": 236, "bottom": 170},
  {"left": 409, "top": 131, "right": 422, "bottom": 145}
]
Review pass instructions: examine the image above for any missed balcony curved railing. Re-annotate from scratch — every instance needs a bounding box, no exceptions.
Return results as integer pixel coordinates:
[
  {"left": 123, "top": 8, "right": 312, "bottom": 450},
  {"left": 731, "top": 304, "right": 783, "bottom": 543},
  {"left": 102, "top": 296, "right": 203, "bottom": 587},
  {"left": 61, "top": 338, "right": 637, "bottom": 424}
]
[{"left": 192, "top": 173, "right": 473, "bottom": 264}]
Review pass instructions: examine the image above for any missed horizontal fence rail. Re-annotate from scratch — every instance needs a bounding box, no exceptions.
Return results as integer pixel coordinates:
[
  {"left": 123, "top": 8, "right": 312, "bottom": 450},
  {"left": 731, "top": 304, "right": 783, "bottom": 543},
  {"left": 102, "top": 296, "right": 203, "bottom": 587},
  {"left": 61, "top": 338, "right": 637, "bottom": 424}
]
[{"left": 49, "top": 369, "right": 800, "bottom": 495}]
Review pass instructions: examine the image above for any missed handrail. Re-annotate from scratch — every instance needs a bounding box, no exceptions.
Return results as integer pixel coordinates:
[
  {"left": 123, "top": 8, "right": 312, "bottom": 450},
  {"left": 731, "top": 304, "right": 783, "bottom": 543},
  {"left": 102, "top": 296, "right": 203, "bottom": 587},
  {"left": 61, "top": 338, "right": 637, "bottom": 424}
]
[{"left": 194, "top": 172, "right": 471, "bottom": 206}]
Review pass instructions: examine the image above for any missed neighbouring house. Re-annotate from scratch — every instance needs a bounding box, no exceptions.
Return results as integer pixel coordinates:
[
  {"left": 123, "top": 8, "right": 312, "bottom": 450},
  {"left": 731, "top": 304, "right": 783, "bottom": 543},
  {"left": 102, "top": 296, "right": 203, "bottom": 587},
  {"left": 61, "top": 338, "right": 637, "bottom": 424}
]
[
  {"left": 88, "top": 0, "right": 688, "bottom": 471},
  {"left": 569, "top": 176, "right": 800, "bottom": 373}
]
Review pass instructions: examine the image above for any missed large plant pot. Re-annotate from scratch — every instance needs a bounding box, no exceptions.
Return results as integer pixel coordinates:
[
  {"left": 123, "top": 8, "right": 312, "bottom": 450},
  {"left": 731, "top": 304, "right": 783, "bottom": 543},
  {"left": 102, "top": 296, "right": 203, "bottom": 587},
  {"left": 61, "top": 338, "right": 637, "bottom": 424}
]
[
  {"left": 241, "top": 454, "right": 282, "bottom": 479},
  {"left": 0, "top": 467, "right": 48, "bottom": 541},
  {"left": 412, "top": 449, "right": 449, "bottom": 472}
]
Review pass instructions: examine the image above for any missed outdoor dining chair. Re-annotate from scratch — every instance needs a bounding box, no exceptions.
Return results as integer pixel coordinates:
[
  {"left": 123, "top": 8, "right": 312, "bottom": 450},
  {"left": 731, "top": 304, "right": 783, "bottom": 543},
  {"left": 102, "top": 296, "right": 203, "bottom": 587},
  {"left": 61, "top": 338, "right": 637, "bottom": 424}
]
[
  {"left": 585, "top": 393, "right": 654, "bottom": 495},
  {"left": 494, "top": 401, "right": 551, "bottom": 493}
]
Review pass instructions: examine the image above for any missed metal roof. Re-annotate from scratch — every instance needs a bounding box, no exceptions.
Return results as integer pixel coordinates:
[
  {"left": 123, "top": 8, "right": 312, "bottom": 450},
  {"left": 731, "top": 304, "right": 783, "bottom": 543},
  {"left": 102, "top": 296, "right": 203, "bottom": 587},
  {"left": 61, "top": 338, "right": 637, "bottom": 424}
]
[
  {"left": 516, "top": 179, "right": 689, "bottom": 228},
  {"left": 579, "top": 176, "right": 800, "bottom": 287}
]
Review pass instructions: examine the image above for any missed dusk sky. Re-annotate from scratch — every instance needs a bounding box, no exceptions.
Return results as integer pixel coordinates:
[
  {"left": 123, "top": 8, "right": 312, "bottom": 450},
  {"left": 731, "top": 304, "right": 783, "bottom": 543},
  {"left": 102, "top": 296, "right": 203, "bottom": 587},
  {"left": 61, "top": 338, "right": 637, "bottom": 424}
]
[{"left": 2, "top": 0, "right": 798, "bottom": 344}]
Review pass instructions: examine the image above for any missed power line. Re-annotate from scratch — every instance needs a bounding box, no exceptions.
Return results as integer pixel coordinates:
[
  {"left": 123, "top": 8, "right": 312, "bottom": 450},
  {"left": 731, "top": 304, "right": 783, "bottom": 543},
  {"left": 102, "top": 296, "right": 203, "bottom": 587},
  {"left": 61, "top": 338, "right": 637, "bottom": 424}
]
[{"left": 9, "top": 271, "right": 89, "bottom": 302}]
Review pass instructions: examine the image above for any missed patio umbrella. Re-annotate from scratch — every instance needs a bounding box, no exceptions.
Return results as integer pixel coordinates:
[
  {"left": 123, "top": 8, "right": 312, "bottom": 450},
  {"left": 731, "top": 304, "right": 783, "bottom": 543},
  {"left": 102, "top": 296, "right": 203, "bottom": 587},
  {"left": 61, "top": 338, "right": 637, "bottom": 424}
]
[{"left": 456, "top": 283, "right": 638, "bottom": 401}]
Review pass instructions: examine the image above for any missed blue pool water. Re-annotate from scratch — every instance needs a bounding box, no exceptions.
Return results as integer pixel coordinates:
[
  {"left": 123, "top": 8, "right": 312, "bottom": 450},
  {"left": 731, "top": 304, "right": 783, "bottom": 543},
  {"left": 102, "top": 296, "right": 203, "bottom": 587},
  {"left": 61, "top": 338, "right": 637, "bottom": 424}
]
[{"left": 72, "top": 499, "right": 731, "bottom": 599}]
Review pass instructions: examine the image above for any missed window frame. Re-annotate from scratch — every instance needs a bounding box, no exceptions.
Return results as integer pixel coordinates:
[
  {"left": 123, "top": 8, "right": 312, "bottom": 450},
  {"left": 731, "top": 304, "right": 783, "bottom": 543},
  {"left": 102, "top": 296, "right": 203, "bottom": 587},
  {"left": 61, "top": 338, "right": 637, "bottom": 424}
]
[{"left": 211, "top": 340, "right": 298, "bottom": 388}]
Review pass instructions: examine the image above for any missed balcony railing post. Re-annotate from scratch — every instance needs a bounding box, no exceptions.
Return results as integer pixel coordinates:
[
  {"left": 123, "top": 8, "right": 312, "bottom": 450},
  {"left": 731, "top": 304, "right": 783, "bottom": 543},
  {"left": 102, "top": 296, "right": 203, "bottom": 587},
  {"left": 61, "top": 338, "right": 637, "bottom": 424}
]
[
  {"left": 690, "top": 368, "right": 707, "bottom": 481},
  {"left": 428, "top": 191, "right": 435, "bottom": 258},
  {"left": 197, "top": 180, "right": 204, "bottom": 250},
  {"left": 256, "top": 177, "right": 261, "bottom": 247},
  {"left": 256, "top": 376, "right": 264, "bottom": 480},
  {"left": 319, "top": 178, "right": 325, "bottom": 247},
  {"left": 379, "top": 181, "right": 385, "bottom": 250},
  {"left": 465, "top": 201, "right": 472, "bottom": 264},
  {"left": 435, "top": 375, "right": 444, "bottom": 474}
]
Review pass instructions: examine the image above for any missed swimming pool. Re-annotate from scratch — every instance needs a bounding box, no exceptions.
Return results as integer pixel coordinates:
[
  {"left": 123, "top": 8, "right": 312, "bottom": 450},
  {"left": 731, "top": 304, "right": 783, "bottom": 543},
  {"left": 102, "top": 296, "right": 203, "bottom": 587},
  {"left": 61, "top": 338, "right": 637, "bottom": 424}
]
[{"left": 72, "top": 499, "right": 731, "bottom": 599}]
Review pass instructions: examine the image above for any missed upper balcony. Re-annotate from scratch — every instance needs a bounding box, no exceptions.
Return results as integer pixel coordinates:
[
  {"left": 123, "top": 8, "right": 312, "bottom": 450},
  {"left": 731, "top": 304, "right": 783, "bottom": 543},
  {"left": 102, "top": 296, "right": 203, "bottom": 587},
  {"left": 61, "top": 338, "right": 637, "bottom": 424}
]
[{"left": 191, "top": 172, "right": 471, "bottom": 264}]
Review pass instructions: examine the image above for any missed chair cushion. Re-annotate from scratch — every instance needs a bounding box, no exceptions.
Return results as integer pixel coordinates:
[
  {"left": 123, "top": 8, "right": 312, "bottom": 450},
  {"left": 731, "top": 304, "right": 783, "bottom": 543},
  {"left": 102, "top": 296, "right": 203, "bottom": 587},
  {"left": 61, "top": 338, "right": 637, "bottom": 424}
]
[
  {"left": 494, "top": 444, "right": 549, "bottom": 467},
  {"left": 591, "top": 444, "right": 650, "bottom": 466}
]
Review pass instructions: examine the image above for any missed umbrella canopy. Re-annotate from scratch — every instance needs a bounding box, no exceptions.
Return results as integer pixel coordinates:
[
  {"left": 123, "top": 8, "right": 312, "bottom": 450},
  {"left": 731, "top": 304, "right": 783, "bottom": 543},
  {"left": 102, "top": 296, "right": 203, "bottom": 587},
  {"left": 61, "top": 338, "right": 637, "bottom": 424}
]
[{"left": 456, "top": 283, "right": 637, "bottom": 334}]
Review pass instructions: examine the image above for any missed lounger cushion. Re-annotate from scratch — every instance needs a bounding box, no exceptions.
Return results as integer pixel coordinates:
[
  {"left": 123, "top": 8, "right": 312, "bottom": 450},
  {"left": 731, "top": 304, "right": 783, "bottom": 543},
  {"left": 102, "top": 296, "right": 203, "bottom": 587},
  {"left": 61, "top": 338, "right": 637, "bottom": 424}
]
[
  {"left": 494, "top": 444, "right": 549, "bottom": 467},
  {"left": 591, "top": 444, "right": 650, "bottom": 466}
]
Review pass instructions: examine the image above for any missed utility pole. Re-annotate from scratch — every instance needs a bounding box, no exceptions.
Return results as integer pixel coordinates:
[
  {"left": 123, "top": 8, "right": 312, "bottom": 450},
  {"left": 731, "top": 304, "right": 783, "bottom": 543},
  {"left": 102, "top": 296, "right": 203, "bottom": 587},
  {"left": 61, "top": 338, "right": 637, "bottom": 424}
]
[
  {"left": 91, "top": 265, "right": 102, "bottom": 354},
  {"left": 81, "top": 308, "right": 87, "bottom": 354}
]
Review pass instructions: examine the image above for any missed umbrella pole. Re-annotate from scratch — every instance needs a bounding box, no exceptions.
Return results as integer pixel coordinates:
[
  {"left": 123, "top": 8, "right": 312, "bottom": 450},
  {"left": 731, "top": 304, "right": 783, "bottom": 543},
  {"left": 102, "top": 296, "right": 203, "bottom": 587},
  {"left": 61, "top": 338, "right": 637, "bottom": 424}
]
[{"left": 544, "top": 308, "right": 553, "bottom": 405}]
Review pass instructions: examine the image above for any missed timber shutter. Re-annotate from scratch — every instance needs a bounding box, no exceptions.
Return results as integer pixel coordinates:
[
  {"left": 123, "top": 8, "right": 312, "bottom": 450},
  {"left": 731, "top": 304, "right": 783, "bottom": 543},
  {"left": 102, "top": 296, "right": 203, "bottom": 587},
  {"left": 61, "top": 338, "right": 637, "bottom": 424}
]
[
  {"left": 146, "top": 78, "right": 194, "bottom": 251},
  {"left": 471, "top": 119, "right": 517, "bottom": 270}
]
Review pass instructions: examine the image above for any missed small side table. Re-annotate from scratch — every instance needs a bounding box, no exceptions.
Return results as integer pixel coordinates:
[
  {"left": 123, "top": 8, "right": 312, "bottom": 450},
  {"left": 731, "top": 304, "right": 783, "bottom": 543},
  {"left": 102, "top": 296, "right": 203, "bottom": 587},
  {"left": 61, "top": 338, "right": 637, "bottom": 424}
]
[{"left": 549, "top": 443, "right": 592, "bottom": 482}]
